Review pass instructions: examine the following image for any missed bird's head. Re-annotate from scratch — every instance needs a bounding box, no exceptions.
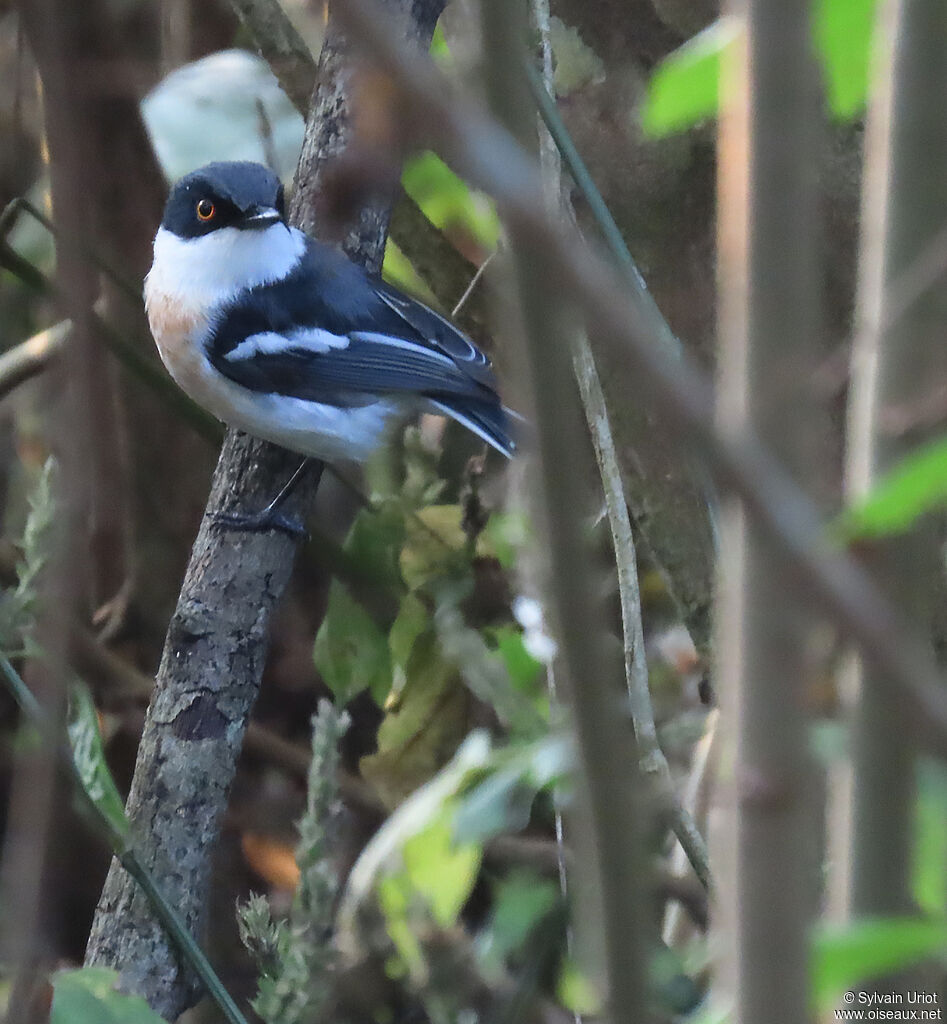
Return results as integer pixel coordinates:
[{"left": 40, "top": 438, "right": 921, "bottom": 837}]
[{"left": 149, "top": 161, "right": 304, "bottom": 304}]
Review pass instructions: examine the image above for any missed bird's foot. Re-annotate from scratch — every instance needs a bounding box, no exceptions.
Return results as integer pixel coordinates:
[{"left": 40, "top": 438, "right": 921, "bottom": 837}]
[{"left": 210, "top": 508, "right": 308, "bottom": 540}]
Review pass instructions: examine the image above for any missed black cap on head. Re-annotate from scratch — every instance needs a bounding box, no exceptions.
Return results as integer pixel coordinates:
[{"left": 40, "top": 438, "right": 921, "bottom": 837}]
[{"left": 161, "top": 161, "right": 286, "bottom": 239}]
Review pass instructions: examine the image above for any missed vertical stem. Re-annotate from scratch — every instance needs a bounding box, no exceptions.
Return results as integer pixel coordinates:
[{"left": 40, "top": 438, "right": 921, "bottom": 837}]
[
  {"left": 843, "top": 0, "right": 947, "bottom": 930},
  {"left": 479, "top": 2, "right": 649, "bottom": 1022},
  {"left": 716, "top": 1, "right": 821, "bottom": 1021},
  {"left": 1, "top": 2, "right": 100, "bottom": 1010}
]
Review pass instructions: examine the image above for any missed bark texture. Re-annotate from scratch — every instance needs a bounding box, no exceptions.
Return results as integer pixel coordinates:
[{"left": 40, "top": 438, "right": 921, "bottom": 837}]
[
  {"left": 714, "top": 3, "right": 822, "bottom": 1020},
  {"left": 84, "top": 1, "right": 444, "bottom": 1017}
]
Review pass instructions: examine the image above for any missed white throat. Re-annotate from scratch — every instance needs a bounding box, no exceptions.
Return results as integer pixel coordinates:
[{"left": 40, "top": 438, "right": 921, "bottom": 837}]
[{"left": 145, "top": 223, "right": 306, "bottom": 309}]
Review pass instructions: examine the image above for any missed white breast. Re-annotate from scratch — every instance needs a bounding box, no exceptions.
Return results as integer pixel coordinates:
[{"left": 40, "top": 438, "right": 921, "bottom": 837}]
[
  {"left": 147, "top": 223, "right": 307, "bottom": 301},
  {"left": 143, "top": 231, "right": 399, "bottom": 462}
]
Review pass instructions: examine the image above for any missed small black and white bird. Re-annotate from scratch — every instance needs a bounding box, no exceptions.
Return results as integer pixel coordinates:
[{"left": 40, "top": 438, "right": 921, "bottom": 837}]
[{"left": 145, "top": 161, "right": 514, "bottom": 468}]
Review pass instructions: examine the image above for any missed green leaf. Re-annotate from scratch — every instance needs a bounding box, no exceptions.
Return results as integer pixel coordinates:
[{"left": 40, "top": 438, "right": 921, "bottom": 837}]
[
  {"left": 478, "top": 872, "right": 559, "bottom": 971},
  {"left": 481, "top": 510, "right": 529, "bottom": 570},
  {"left": 914, "top": 760, "right": 947, "bottom": 916},
  {"left": 67, "top": 683, "right": 130, "bottom": 844},
  {"left": 51, "top": 968, "right": 170, "bottom": 1024},
  {"left": 336, "top": 733, "right": 493, "bottom": 959},
  {"left": 684, "top": 1003, "right": 733, "bottom": 1024},
  {"left": 429, "top": 21, "right": 451, "bottom": 68},
  {"left": 834, "top": 435, "right": 947, "bottom": 540},
  {"left": 549, "top": 16, "right": 605, "bottom": 96},
  {"left": 402, "top": 810, "right": 482, "bottom": 927},
  {"left": 382, "top": 239, "right": 438, "bottom": 303},
  {"left": 402, "top": 152, "right": 499, "bottom": 251},
  {"left": 643, "top": 0, "right": 877, "bottom": 138},
  {"left": 641, "top": 18, "right": 740, "bottom": 137},
  {"left": 812, "top": 918, "right": 947, "bottom": 1009},
  {"left": 453, "top": 734, "right": 573, "bottom": 844},
  {"left": 344, "top": 503, "right": 406, "bottom": 589},
  {"left": 557, "top": 961, "right": 602, "bottom": 1016},
  {"left": 360, "top": 630, "right": 470, "bottom": 808},
  {"left": 385, "top": 592, "right": 430, "bottom": 711},
  {"left": 399, "top": 504, "right": 468, "bottom": 591},
  {"left": 313, "top": 582, "right": 392, "bottom": 706},
  {"left": 377, "top": 873, "right": 426, "bottom": 972},
  {"left": 389, "top": 593, "right": 430, "bottom": 672},
  {"left": 453, "top": 767, "right": 530, "bottom": 843},
  {"left": 815, "top": 0, "right": 878, "bottom": 119},
  {"left": 489, "top": 626, "right": 543, "bottom": 696}
]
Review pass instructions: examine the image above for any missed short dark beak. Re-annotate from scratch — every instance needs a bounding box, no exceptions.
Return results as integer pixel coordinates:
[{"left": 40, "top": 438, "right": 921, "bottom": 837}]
[{"left": 242, "top": 206, "right": 283, "bottom": 229}]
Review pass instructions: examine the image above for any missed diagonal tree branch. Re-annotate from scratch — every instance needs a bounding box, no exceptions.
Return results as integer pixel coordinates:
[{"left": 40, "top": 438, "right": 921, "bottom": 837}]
[
  {"left": 83, "top": 2, "right": 444, "bottom": 1017},
  {"left": 527, "top": 64, "right": 717, "bottom": 659},
  {"left": 480, "top": 1, "right": 649, "bottom": 1020},
  {"left": 332, "top": 0, "right": 947, "bottom": 757},
  {"left": 529, "top": 0, "right": 709, "bottom": 891}
]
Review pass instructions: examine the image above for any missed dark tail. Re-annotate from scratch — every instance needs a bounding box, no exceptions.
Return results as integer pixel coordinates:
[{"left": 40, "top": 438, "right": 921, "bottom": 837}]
[{"left": 429, "top": 398, "right": 518, "bottom": 458}]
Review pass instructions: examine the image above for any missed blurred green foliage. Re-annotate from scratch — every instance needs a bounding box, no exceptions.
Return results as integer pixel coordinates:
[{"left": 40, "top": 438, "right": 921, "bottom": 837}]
[
  {"left": 834, "top": 434, "right": 947, "bottom": 540},
  {"left": 51, "top": 968, "right": 170, "bottom": 1024},
  {"left": 640, "top": 18, "right": 739, "bottom": 138},
  {"left": 812, "top": 918, "right": 947, "bottom": 1010},
  {"left": 642, "top": 0, "right": 879, "bottom": 136},
  {"left": 913, "top": 760, "right": 947, "bottom": 917},
  {"left": 67, "top": 683, "right": 130, "bottom": 846},
  {"left": 402, "top": 152, "right": 500, "bottom": 253}
]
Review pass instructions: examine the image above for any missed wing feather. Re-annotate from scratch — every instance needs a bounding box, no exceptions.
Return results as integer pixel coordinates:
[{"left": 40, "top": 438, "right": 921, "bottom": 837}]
[{"left": 203, "top": 236, "right": 513, "bottom": 453}]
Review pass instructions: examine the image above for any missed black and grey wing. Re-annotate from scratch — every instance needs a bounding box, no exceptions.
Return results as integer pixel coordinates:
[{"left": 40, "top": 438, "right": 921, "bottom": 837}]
[{"left": 205, "top": 242, "right": 515, "bottom": 456}]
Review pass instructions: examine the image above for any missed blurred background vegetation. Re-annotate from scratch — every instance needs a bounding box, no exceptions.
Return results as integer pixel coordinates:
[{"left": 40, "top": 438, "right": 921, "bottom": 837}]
[{"left": 1, "top": 0, "right": 946, "bottom": 1022}]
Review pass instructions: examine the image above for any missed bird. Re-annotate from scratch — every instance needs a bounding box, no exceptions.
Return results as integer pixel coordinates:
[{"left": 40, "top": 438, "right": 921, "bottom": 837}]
[{"left": 144, "top": 161, "right": 514, "bottom": 532}]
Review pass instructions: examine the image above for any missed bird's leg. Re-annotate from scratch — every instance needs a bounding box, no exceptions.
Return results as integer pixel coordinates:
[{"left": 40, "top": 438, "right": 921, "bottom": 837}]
[{"left": 211, "top": 458, "right": 312, "bottom": 538}]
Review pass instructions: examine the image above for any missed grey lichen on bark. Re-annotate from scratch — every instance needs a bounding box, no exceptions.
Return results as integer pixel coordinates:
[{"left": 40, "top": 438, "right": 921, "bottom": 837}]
[{"left": 84, "top": 1, "right": 445, "bottom": 1018}]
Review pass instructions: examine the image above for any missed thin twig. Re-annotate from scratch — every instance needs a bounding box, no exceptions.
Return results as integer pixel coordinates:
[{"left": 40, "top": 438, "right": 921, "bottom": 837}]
[
  {"left": 0, "top": 248, "right": 222, "bottom": 443},
  {"left": 481, "top": 1, "right": 649, "bottom": 1021},
  {"left": 841, "top": 0, "right": 947, "bottom": 932},
  {"left": 882, "top": 215, "right": 947, "bottom": 333},
  {"left": 524, "top": 63, "right": 675, "bottom": 355},
  {"left": 451, "top": 251, "right": 495, "bottom": 318},
  {"left": 662, "top": 710, "right": 717, "bottom": 946},
  {"left": 0, "top": 657, "right": 249, "bottom": 1024},
  {"left": 0, "top": 321, "right": 71, "bottom": 399},
  {"left": 526, "top": 5, "right": 710, "bottom": 890},
  {"left": 527, "top": 59, "right": 716, "bottom": 657},
  {"left": 332, "top": 0, "right": 947, "bottom": 759},
  {"left": 528, "top": 12, "right": 587, "bottom": 1022},
  {"left": 0, "top": 196, "right": 142, "bottom": 304},
  {"left": 573, "top": 341, "right": 710, "bottom": 889},
  {"left": 227, "top": 0, "right": 318, "bottom": 116}
]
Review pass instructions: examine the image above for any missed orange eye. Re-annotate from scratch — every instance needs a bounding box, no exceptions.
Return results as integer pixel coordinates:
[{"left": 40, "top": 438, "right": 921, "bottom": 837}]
[{"left": 196, "top": 199, "right": 215, "bottom": 221}]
